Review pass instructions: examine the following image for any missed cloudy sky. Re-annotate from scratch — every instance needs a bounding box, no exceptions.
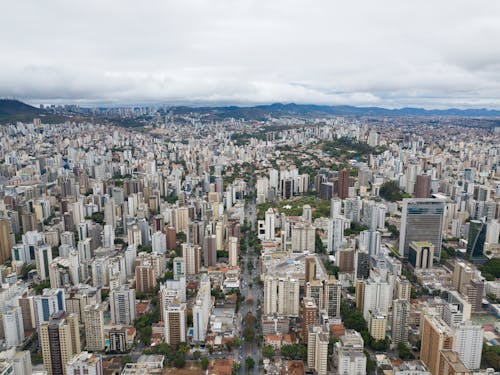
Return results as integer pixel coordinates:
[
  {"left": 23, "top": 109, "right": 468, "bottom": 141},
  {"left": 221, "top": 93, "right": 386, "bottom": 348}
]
[{"left": 1, "top": 0, "right": 500, "bottom": 108}]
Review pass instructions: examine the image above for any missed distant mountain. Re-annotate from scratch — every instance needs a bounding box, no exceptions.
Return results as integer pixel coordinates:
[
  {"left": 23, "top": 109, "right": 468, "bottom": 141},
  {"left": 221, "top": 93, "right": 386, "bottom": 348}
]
[
  {"left": 0, "top": 99, "right": 43, "bottom": 123},
  {"left": 171, "top": 102, "right": 500, "bottom": 119}
]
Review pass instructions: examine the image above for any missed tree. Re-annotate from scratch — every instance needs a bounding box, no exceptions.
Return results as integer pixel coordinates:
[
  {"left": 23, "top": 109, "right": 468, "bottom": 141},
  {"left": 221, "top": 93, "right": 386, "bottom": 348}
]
[
  {"left": 121, "top": 355, "right": 132, "bottom": 366},
  {"left": 397, "top": 343, "right": 413, "bottom": 360},
  {"left": 245, "top": 356, "right": 255, "bottom": 370},
  {"left": 232, "top": 362, "right": 241, "bottom": 375},
  {"left": 315, "top": 232, "right": 326, "bottom": 254},
  {"left": 480, "top": 258, "right": 500, "bottom": 281},
  {"left": 379, "top": 180, "right": 407, "bottom": 202},
  {"left": 201, "top": 356, "right": 209, "bottom": 370},
  {"left": 262, "top": 345, "right": 275, "bottom": 359},
  {"left": 173, "top": 353, "right": 186, "bottom": 368}
]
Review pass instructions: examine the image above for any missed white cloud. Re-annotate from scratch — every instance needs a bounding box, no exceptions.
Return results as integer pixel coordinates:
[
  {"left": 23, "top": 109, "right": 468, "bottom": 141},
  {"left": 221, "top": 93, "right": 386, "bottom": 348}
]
[{"left": 1, "top": 0, "right": 500, "bottom": 108}]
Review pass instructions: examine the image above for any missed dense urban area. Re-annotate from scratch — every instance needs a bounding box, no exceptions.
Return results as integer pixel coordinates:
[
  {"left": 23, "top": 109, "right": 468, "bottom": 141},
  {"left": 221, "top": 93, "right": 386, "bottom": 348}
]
[{"left": 0, "top": 104, "right": 499, "bottom": 375}]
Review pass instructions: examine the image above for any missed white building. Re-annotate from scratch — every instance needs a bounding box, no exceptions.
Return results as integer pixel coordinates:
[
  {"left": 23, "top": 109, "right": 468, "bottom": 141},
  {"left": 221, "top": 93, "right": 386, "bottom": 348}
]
[
  {"left": 2, "top": 305, "right": 24, "bottom": 347},
  {"left": 307, "top": 326, "right": 329, "bottom": 375},
  {"left": 454, "top": 321, "right": 483, "bottom": 370},
  {"left": 152, "top": 231, "right": 167, "bottom": 254},
  {"left": 66, "top": 352, "right": 103, "bottom": 375},
  {"left": 264, "top": 208, "right": 275, "bottom": 240},
  {"left": 109, "top": 286, "right": 136, "bottom": 325},
  {"left": 264, "top": 275, "right": 300, "bottom": 317},
  {"left": 192, "top": 275, "right": 212, "bottom": 342},
  {"left": 362, "top": 275, "right": 392, "bottom": 321},
  {"left": 334, "top": 330, "right": 366, "bottom": 375}
]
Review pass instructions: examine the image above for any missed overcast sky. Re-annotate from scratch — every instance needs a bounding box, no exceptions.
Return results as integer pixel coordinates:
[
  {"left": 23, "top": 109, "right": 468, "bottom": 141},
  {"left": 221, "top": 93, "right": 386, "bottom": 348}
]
[{"left": 1, "top": 0, "right": 500, "bottom": 108}]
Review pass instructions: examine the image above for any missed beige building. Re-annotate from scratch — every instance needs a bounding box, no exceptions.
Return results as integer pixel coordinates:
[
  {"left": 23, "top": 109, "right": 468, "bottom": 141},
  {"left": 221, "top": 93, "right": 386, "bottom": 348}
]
[
  {"left": 83, "top": 304, "right": 105, "bottom": 351},
  {"left": 40, "top": 312, "right": 81, "bottom": 375},
  {"left": 420, "top": 314, "right": 455, "bottom": 375}
]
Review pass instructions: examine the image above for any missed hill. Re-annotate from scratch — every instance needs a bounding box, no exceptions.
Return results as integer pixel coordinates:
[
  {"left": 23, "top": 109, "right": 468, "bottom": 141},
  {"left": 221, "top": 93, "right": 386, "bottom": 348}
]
[
  {"left": 171, "top": 102, "right": 500, "bottom": 120},
  {"left": 0, "top": 99, "right": 43, "bottom": 123}
]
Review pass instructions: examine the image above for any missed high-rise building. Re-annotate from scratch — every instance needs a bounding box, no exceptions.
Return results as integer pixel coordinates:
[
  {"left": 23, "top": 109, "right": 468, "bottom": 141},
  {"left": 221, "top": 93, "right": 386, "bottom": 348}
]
[
  {"left": 327, "top": 216, "right": 346, "bottom": 253},
  {"left": 192, "top": 275, "right": 212, "bottom": 342},
  {"left": 34, "top": 288, "right": 66, "bottom": 333},
  {"left": 305, "top": 255, "right": 316, "bottom": 283},
  {"left": 40, "top": 312, "right": 81, "bottom": 375},
  {"left": 438, "top": 350, "right": 471, "bottom": 375},
  {"left": 338, "top": 168, "right": 350, "bottom": 200},
  {"left": 452, "top": 262, "right": 473, "bottom": 294},
  {"left": 334, "top": 330, "right": 367, "bottom": 375},
  {"left": 264, "top": 208, "right": 275, "bottom": 240},
  {"left": 203, "top": 235, "right": 216, "bottom": 267},
  {"left": 0, "top": 349, "right": 33, "bottom": 375},
  {"left": 359, "top": 230, "right": 381, "bottom": 257},
  {"left": 362, "top": 276, "right": 391, "bottom": 321},
  {"left": 399, "top": 198, "right": 445, "bottom": 258},
  {"left": 66, "top": 352, "right": 103, "bottom": 375},
  {"left": 408, "top": 241, "right": 434, "bottom": 269},
  {"left": 0, "top": 217, "right": 13, "bottom": 264},
  {"left": 264, "top": 275, "right": 300, "bottom": 317},
  {"left": 394, "top": 277, "right": 411, "bottom": 301},
  {"left": 307, "top": 325, "right": 329, "bottom": 375},
  {"left": 291, "top": 222, "right": 315, "bottom": 253},
  {"left": 173, "top": 257, "right": 185, "bottom": 280},
  {"left": 151, "top": 231, "right": 166, "bottom": 254},
  {"left": 182, "top": 243, "right": 201, "bottom": 275},
  {"left": 109, "top": 286, "right": 136, "bottom": 325},
  {"left": 301, "top": 297, "right": 318, "bottom": 343},
  {"left": 420, "top": 315, "right": 455, "bottom": 375},
  {"left": 166, "top": 226, "right": 177, "bottom": 250},
  {"left": 35, "top": 244, "right": 53, "bottom": 281},
  {"left": 453, "top": 321, "right": 483, "bottom": 371},
  {"left": 135, "top": 264, "right": 157, "bottom": 294},
  {"left": 228, "top": 236, "right": 238, "bottom": 267},
  {"left": 337, "top": 247, "right": 355, "bottom": 272},
  {"left": 83, "top": 304, "right": 105, "bottom": 352},
  {"left": 391, "top": 300, "right": 410, "bottom": 347},
  {"left": 164, "top": 299, "right": 187, "bottom": 346},
  {"left": 369, "top": 312, "right": 387, "bottom": 341},
  {"left": 2, "top": 305, "right": 24, "bottom": 347},
  {"left": 415, "top": 174, "right": 431, "bottom": 198},
  {"left": 466, "top": 220, "right": 487, "bottom": 260},
  {"left": 465, "top": 278, "right": 484, "bottom": 314}
]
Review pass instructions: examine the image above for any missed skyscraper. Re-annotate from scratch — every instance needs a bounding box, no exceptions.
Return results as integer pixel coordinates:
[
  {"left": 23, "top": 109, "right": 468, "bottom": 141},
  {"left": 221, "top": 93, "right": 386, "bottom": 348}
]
[
  {"left": 466, "top": 220, "right": 487, "bottom": 260},
  {"left": 333, "top": 330, "right": 366, "bottom": 375},
  {"left": 453, "top": 321, "right": 483, "bottom": 371},
  {"left": 391, "top": 299, "right": 410, "bottom": 347},
  {"left": 338, "top": 168, "right": 350, "bottom": 200},
  {"left": 2, "top": 305, "right": 24, "bottom": 347},
  {"left": 35, "top": 244, "right": 53, "bottom": 281},
  {"left": 399, "top": 198, "right": 445, "bottom": 258},
  {"left": 164, "top": 299, "right": 187, "bottom": 346},
  {"left": 40, "top": 312, "right": 81, "bottom": 375},
  {"left": 415, "top": 174, "right": 431, "bottom": 198},
  {"left": 307, "top": 325, "right": 329, "bottom": 375},
  {"left": 83, "top": 304, "right": 105, "bottom": 352},
  {"left": 34, "top": 288, "right": 66, "bottom": 333},
  {"left": 109, "top": 286, "right": 136, "bottom": 325},
  {"left": 0, "top": 217, "right": 13, "bottom": 264},
  {"left": 192, "top": 275, "right": 212, "bottom": 342},
  {"left": 228, "top": 236, "right": 238, "bottom": 267},
  {"left": 135, "top": 264, "right": 157, "bottom": 294},
  {"left": 301, "top": 297, "right": 318, "bottom": 343},
  {"left": 182, "top": 242, "right": 201, "bottom": 275},
  {"left": 420, "top": 314, "right": 454, "bottom": 375}
]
